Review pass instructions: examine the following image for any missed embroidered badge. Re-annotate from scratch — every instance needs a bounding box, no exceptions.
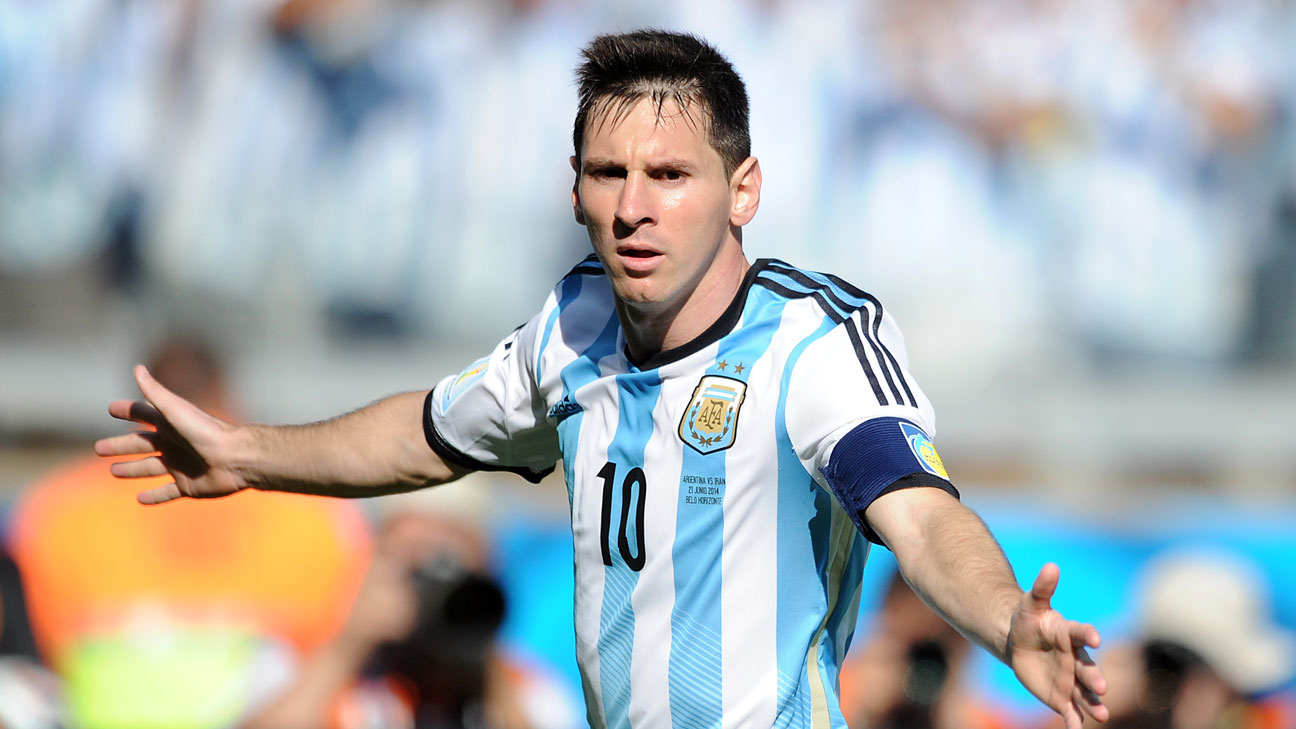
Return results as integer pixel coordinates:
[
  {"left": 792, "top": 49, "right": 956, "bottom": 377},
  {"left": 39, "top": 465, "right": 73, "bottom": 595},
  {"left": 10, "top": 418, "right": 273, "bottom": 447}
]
[
  {"left": 899, "top": 422, "right": 949, "bottom": 479},
  {"left": 442, "top": 357, "right": 489, "bottom": 409},
  {"left": 679, "top": 375, "right": 747, "bottom": 455}
]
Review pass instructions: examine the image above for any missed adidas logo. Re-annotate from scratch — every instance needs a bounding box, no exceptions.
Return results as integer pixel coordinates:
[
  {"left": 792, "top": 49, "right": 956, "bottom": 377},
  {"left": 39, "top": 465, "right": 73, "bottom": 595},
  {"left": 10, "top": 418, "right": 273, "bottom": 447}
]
[{"left": 548, "top": 396, "right": 583, "bottom": 422}]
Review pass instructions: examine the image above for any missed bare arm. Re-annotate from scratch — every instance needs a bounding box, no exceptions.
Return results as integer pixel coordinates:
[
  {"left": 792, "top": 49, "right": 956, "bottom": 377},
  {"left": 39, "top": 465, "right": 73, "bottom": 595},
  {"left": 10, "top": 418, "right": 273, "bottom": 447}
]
[
  {"left": 240, "top": 551, "right": 419, "bottom": 729},
  {"left": 94, "top": 365, "right": 467, "bottom": 504},
  {"left": 865, "top": 487, "right": 1108, "bottom": 729}
]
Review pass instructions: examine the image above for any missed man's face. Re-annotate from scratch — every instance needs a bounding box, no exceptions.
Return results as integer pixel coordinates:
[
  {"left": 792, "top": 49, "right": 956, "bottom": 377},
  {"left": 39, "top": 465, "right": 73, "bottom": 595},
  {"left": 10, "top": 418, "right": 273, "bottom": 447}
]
[{"left": 572, "top": 97, "right": 752, "bottom": 317}]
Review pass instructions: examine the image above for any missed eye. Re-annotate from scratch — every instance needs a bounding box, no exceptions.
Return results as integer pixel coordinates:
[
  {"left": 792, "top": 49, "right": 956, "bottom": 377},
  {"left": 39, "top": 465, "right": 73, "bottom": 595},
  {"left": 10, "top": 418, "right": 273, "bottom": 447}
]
[
  {"left": 591, "top": 167, "right": 626, "bottom": 180},
  {"left": 654, "top": 168, "right": 686, "bottom": 182}
]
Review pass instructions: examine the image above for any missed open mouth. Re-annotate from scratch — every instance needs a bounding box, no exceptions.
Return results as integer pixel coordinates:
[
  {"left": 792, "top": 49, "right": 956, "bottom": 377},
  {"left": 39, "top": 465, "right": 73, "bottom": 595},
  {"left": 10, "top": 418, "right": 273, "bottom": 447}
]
[
  {"left": 617, "top": 243, "right": 661, "bottom": 258},
  {"left": 616, "top": 246, "right": 663, "bottom": 274}
]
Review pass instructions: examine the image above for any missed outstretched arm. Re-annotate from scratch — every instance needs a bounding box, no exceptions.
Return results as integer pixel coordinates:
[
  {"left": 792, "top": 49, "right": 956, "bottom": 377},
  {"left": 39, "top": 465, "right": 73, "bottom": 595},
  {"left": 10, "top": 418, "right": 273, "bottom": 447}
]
[
  {"left": 94, "top": 365, "right": 467, "bottom": 504},
  {"left": 865, "top": 487, "right": 1108, "bottom": 729}
]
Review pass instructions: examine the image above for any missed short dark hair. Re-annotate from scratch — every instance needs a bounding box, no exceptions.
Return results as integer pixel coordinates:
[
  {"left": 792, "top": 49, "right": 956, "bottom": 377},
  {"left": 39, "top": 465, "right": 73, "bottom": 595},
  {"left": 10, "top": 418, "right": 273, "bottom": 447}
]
[{"left": 573, "top": 30, "right": 751, "bottom": 177}]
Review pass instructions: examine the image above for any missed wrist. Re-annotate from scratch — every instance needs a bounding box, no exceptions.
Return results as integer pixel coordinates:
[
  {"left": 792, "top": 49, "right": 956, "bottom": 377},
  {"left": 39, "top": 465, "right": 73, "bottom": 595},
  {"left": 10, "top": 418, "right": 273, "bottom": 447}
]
[
  {"left": 996, "top": 587, "right": 1026, "bottom": 665},
  {"left": 1004, "top": 584, "right": 1038, "bottom": 666},
  {"left": 224, "top": 422, "right": 266, "bottom": 490}
]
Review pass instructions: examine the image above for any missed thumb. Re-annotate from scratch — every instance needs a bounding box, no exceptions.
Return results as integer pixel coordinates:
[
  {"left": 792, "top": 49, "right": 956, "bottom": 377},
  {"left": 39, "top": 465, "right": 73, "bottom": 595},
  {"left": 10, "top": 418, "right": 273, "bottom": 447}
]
[
  {"left": 134, "top": 365, "right": 192, "bottom": 420},
  {"left": 1027, "top": 562, "right": 1060, "bottom": 612}
]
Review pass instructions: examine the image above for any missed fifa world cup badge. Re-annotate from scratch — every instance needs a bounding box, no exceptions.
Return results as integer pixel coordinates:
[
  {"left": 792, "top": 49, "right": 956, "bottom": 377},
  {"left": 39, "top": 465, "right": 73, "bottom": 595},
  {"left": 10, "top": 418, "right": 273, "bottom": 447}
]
[
  {"left": 679, "top": 375, "right": 747, "bottom": 455},
  {"left": 899, "top": 422, "right": 949, "bottom": 479}
]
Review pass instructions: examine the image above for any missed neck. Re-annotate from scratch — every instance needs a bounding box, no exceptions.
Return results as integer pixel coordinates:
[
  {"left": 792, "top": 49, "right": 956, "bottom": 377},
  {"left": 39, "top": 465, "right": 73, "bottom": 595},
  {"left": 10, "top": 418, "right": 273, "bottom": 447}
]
[{"left": 618, "top": 243, "right": 750, "bottom": 364}]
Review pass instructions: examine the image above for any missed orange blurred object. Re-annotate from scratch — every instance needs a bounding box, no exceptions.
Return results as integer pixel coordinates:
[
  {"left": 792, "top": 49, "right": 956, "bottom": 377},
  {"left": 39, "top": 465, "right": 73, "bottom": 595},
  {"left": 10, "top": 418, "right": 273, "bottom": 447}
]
[{"left": 11, "top": 456, "right": 372, "bottom": 668}]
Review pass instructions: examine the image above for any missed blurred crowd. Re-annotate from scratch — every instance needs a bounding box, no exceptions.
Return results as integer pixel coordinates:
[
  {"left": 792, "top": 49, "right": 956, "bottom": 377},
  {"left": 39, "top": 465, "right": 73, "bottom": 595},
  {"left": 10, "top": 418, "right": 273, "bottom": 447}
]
[
  {"left": 838, "top": 556, "right": 1295, "bottom": 729},
  {"left": 2, "top": 0, "right": 1296, "bottom": 372}
]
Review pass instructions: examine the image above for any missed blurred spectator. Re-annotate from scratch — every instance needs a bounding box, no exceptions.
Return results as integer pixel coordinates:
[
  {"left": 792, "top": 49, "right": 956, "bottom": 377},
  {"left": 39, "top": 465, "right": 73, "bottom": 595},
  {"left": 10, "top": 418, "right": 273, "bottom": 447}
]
[
  {"left": 818, "top": 0, "right": 1058, "bottom": 387},
  {"left": 243, "top": 490, "right": 581, "bottom": 729},
  {"left": 145, "top": 0, "right": 439, "bottom": 330},
  {"left": 0, "top": 1, "right": 170, "bottom": 274},
  {"left": 8, "top": 338, "right": 372, "bottom": 729},
  {"left": 1028, "top": 0, "right": 1288, "bottom": 363},
  {"left": 0, "top": 552, "right": 40, "bottom": 668},
  {"left": 0, "top": 552, "right": 65, "bottom": 729},
  {"left": 139, "top": 0, "right": 589, "bottom": 340},
  {"left": 1070, "top": 549, "right": 1295, "bottom": 729},
  {"left": 839, "top": 568, "right": 1015, "bottom": 729}
]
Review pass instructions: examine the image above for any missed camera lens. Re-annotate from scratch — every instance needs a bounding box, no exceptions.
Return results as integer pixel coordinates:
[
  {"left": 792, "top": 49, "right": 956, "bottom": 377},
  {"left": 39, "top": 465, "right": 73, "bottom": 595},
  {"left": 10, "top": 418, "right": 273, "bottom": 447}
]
[
  {"left": 904, "top": 639, "right": 949, "bottom": 707},
  {"left": 441, "top": 573, "right": 506, "bottom": 631}
]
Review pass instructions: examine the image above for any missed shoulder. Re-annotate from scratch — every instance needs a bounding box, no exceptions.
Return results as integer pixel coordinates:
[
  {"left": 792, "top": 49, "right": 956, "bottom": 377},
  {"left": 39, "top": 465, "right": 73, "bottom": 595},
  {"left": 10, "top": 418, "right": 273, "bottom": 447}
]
[
  {"left": 561, "top": 253, "right": 605, "bottom": 280},
  {"left": 521, "top": 254, "right": 618, "bottom": 373},
  {"left": 543, "top": 254, "right": 615, "bottom": 321},
  {"left": 758, "top": 260, "right": 927, "bottom": 414},
  {"left": 545, "top": 254, "right": 613, "bottom": 313},
  {"left": 748, "top": 258, "right": 888, "bottom": 323}
]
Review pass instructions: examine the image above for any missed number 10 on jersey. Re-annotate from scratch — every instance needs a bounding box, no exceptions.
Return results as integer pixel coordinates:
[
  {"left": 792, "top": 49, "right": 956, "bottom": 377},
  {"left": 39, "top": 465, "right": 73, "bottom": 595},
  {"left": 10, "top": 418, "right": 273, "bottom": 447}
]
[{"left": 597, "top": 461, "right": 646, "bottom": 571}]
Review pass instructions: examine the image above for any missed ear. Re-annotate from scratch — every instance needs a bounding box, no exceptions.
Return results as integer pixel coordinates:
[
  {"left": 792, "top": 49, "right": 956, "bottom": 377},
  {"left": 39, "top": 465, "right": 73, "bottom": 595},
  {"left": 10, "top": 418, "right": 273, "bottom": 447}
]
[
  {"left": 570, "top": 155, "right": 586, "bottom": 226},
  {"left": 729, "top": 156, "right": 761, "bottom": 227}
]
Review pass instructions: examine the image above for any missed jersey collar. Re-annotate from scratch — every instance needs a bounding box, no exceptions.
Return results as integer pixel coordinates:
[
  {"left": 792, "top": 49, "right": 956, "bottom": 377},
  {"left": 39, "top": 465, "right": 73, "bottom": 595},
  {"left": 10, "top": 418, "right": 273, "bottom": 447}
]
[{"left": 626, "top": 258, "right": 776, "bottom": 371}]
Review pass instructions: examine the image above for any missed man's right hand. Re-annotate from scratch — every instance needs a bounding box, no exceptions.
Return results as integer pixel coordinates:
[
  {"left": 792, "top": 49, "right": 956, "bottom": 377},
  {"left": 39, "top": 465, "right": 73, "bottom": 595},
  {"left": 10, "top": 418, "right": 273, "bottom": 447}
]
[{"left": 94, "top": 364, "right": 250, "bottom": 505}]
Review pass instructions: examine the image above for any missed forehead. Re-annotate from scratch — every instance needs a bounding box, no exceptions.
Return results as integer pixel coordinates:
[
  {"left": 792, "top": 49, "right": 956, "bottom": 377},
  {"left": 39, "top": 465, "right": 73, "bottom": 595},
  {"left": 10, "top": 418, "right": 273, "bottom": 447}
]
[{"left": 581, "top": 96, "right": 719, "bottom": 162}]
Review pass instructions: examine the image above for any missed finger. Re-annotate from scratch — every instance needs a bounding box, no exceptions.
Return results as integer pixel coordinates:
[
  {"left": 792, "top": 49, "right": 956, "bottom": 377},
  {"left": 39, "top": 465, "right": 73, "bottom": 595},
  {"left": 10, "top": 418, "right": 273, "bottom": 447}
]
[
  {"left": 137, "top": 482, "right": 184, "bottom": 505},
  {"left": 1074, "top": 683, "right": 1108, "bottom": 721},
  {"left": 1072, "top": 655, "right": 1106, "bottom": 702},
  {"left": 134, "top": 365, "right": 192, "bottom": 419},
  {"left": 94, "top": 432, "right": 160, "bottom": 457},
  {"left": 107, "top": 400, "right": 163, "bottom": 427},
  {"left": 1061, "top": 699, "right": 1083, "bottom": 729},
  {"left": 110, "top": 457, "right": 169, "bottom": 479},
  {"left": 1074, "top": 645, "right": 1108, "bottom": 697},
  {"left": 1065, "top": 621, "right": 1102, "bottom": 651},
  {"left": 1028, "top": 562, "right": 1061, "bottom": 611},
  {"left": 1078, "top": 622, "right": 1102, "bottom": 650}
]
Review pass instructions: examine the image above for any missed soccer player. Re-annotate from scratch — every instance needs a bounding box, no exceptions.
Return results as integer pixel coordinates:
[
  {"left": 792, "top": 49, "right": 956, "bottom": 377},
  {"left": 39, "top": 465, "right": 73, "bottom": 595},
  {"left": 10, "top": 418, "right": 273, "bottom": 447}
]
[{"left": 95, "top": 30, "right": 1108, "bottom": 729}]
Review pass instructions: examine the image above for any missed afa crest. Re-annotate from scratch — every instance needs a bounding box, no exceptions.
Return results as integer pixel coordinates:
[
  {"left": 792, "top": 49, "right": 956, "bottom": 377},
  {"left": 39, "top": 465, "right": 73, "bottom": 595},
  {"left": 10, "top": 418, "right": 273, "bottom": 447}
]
[{"left": 679, "top": 375, "right": 747, "bottom": 455}]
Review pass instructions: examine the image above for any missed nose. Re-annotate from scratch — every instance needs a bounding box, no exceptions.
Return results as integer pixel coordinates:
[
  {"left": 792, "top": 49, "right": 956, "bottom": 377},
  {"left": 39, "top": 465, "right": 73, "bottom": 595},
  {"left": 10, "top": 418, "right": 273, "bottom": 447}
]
[{"left": 614, "top": 172, "right": 654, "bottom": 232}]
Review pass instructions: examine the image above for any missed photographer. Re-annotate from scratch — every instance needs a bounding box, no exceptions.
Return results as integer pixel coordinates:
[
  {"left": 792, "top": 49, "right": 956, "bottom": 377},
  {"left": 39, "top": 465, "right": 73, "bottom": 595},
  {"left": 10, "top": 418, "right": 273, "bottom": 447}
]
[
  {"left": 840, "top": 568, "right": 1014, "bottom": 729},
  {"left": 241, "top": 505, "right": 537, "bottom": 729},
  {"left": 1078, "top": 550, "right": 1295, "bottom": 729}
]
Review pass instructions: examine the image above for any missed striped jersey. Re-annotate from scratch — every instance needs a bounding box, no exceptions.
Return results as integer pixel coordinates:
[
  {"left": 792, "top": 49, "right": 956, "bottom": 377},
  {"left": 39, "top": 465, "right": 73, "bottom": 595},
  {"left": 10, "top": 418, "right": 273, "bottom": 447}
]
[{"left": 425, "top": 257, "right": 954, "bottom": 729}]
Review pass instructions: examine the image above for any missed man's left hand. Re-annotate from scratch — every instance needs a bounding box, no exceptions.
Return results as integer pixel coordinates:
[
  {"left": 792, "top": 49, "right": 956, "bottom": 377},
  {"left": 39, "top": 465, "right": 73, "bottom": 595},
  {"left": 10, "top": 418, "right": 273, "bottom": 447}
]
[{"left": 1007, "top": 563, "right": 1109, "bottom": 729}]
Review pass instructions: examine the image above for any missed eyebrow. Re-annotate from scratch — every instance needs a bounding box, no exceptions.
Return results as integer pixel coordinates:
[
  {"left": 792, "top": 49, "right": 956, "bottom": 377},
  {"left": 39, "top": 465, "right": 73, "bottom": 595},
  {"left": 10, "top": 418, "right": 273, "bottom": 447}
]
[
  {"left": 581, "top": 157, "right": 699, "bottom": 172},
  {"left": 647, "top": 158, "right": 698, "bottom": 172},
  {"left": 581, "top": 157, "right": 623, "bottom": 171}
]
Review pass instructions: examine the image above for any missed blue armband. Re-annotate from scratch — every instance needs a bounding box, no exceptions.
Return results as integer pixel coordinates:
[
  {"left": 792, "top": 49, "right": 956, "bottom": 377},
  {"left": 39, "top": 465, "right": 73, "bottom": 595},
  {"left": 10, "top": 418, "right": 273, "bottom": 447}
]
[{"left": 819, "top": 417, "right": 959, "bottom": 546}]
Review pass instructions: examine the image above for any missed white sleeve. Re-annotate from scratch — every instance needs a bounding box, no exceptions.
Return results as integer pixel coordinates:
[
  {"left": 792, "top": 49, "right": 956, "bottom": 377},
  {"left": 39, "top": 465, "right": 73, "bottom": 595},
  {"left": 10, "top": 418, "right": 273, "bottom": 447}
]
[
  {"left": 424, "top": 306, "right": 560, "bottom": 482},
  {"left": 784, "top": 301, "right": 938, "bottom": 485}
]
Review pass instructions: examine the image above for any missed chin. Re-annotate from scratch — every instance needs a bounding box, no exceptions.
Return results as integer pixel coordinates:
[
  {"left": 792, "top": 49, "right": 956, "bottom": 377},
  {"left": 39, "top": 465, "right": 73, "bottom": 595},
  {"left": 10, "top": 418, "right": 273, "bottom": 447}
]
[
  {"left": 614, "top": 287, "right": 658, "bottom": 306},
  {"left": 612, "top": 280, "right": 669, "bottom": 308}
]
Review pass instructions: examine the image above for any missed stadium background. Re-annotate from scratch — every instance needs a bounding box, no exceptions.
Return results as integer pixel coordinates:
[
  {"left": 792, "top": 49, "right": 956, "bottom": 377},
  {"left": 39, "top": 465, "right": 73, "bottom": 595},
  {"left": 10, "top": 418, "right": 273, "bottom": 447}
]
[{"left": 1, "top": 0, "right": 1294, "bottom": 724}]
